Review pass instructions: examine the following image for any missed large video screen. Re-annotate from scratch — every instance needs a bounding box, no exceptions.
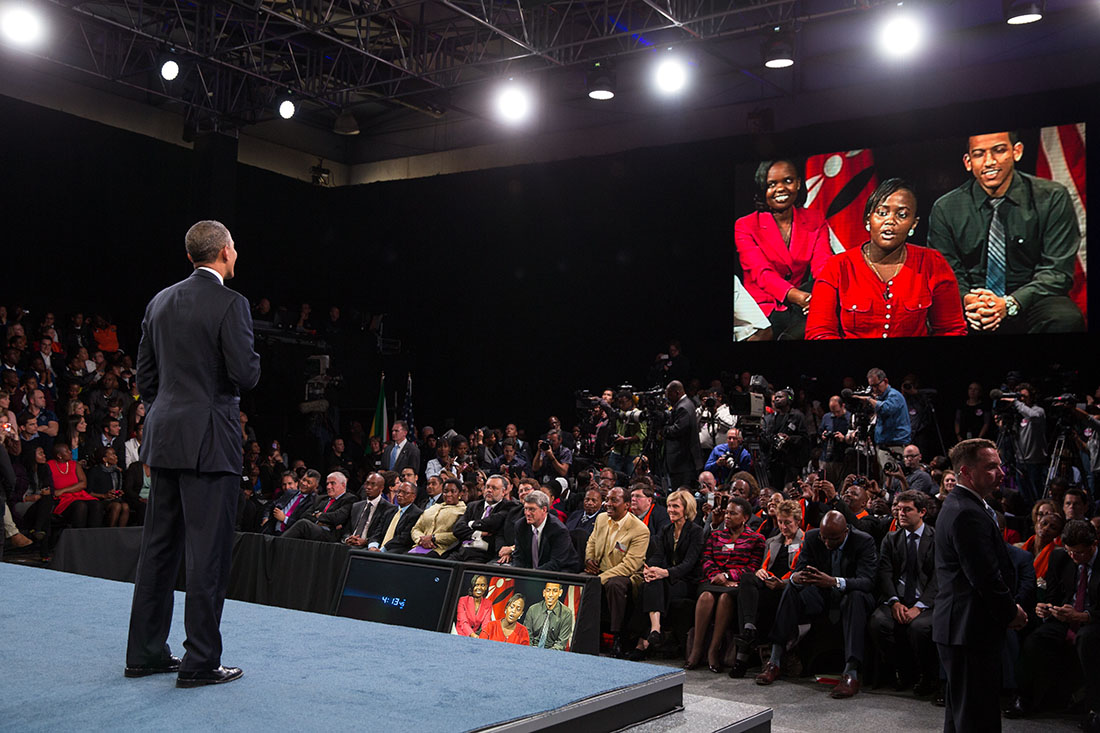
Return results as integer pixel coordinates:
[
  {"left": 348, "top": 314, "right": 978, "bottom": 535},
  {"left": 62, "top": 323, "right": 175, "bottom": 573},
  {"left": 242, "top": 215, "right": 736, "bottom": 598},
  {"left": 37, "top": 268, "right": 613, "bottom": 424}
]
[
  {"left": 732, "top": 124, "right": 1087, "bottom": 341},
  {"left": 450, "top": 570, "right": 587, "bottom": 651}
]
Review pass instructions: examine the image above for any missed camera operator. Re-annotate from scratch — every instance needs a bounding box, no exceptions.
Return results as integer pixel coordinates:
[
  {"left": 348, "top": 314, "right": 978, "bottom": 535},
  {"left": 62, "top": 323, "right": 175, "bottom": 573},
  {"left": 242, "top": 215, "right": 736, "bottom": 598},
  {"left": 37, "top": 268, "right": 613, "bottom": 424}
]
[
  {"left": 662, "top": 380, "right": 703, "bottom": 491},
  {"left": 899, "top": 445, "right": 935, "bottom": 496},
  {"left": 599, "top": 391, "right": 648, "bottom": 478},
  {"left": 697, "top": 389, "right": 736, "bottom": 454},
  {"left": 763, "top": 389, "right": 810, "bottom": 492},
  {"left": 704, "top": 428, "right": 752, "bottom": 485},
  {"left": 820, "top": 395, "right": 852, "bottom": 485},
  {"left": 849, "top": 368, "right": 911, "bottom": 475},
  {"left": 532, "top": 429, "right": 572, "bottom": 485},
  {"left": 996, "top": 383, "right": 1047, "bottom": 504},
  {"left": 1072, "top": 399, "right": 1100, "bottom": 495}
]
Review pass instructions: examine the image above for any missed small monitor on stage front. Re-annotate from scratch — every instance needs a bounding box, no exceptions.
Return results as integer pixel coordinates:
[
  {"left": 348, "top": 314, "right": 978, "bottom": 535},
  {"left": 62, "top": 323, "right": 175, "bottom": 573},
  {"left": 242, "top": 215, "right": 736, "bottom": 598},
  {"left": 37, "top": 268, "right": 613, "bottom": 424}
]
[{"left": 335, "top": 553, "right": 456, "bottom": 631}]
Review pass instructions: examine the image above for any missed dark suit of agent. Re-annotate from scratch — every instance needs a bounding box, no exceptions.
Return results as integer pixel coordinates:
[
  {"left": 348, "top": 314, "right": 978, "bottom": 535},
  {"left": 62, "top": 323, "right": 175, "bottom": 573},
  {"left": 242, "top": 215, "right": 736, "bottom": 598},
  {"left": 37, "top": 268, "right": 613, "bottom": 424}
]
[
  {"left": 869, "top": 491, "right": 938, "bottom": 694},
  {"left": 513, "top": 491, "right": 580, "bottom": 572},
  {"left": 933, "top": 439, "right": 1027, "bottom": 733},
  {"left": 662, "top": 381, "right": 703, "bottom": 490},
  {"left": 125, "top": 221, "right": 260, "bottom": 688},
  {"left": 367, "top": 480, "right": 423, "bottom": 553},
  {"left": 384, "top": 421, "right": 420, "bottom": 474}
]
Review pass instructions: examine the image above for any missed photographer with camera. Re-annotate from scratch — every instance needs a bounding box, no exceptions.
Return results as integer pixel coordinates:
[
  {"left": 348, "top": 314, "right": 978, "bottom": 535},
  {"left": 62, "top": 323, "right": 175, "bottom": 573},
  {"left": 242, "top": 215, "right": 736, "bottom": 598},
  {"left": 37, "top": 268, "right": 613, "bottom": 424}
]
[
  {"left": 532, "top": 429, "right": 572, "bottom": 485},
  {"left": 600, "top": 390, "right": 648, "bottom": 478},
  {"left": 821, "top": 396, "right": 853, "bottom": 485},
  {"left": 704, "top": 428, "right": 752, "bottom": 485},
  {"left": 697, "top": 389, "right": 736, "bottom": 454},
  {"left": 662, "top": 381, "right": 704, "bottom": 491},
  {"left": 763, "top": 389, "right": 810, "bottom": 492},
  {"left": 995, "top": 383, "right": 1047, "bottom": 504},
  {"left": 848, "top": 368, "right": 911, "bottom": 477},
  {"left": 1072, "top": 399, "right": 1100, "bottom": 496}
]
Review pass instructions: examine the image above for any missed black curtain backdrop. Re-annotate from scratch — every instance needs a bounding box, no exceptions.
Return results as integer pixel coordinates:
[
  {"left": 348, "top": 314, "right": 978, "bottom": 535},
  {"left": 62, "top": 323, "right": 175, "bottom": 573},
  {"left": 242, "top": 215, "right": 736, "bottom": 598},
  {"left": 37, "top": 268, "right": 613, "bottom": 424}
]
[{"left": 2, "top": 83, "right": 1096, "bottom": 454}]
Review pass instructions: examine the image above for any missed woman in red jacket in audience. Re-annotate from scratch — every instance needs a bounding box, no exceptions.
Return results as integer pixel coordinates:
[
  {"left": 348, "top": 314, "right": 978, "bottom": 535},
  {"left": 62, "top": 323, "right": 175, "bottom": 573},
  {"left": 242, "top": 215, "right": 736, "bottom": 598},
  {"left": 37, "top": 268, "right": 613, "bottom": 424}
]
[{"left": 806, "top": 178, "right": 967, "bottom": 340}]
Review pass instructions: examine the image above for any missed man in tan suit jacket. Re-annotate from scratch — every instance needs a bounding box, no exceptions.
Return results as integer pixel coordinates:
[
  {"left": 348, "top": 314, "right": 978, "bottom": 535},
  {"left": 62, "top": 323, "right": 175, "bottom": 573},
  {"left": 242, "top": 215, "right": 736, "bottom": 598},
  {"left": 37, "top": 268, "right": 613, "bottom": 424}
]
[{"left": 586, "top": 486, "right": 650, "bottom": 656}]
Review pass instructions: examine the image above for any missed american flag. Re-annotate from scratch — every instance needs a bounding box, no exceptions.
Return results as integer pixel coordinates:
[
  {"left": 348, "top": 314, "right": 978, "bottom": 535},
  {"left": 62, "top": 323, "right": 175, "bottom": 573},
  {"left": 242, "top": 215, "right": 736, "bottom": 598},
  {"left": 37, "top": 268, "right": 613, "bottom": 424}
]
[
  {"left": 1036, "top": 123, "right": 1087, "bottom": 326},
  {"left": 401, "top": 373, "right": 416, "bottom": 441}
]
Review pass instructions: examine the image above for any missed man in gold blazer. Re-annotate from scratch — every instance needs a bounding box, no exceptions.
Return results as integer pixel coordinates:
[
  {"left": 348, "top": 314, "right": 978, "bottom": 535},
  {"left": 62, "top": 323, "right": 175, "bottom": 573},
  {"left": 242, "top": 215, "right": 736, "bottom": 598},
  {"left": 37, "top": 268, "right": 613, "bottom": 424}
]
[{"left": 586, "top": 486, "right": 650, "bottom": 656}]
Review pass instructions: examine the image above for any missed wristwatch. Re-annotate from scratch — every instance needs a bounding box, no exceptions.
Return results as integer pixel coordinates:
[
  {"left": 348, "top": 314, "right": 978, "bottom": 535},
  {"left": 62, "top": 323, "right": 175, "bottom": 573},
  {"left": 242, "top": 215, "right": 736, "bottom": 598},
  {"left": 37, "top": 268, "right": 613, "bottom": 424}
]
[
  {"left": 835, "top": 577, "right": 842, "bottom": 589},
  {"left": 1005, "top": 295, "right": 1020, "bottom": 317}
]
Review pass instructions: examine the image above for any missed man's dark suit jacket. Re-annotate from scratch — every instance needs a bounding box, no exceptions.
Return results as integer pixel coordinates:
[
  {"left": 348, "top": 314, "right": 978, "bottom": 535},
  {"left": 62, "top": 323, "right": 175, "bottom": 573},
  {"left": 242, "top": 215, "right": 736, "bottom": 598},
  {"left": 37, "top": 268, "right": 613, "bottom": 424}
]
[
  {"left": 932, "top": 486, "right": 1018, "bottom": 651},
  {"left": 301, "top": 492, "right": 358, "bottom": 532},
  {"left": 875, "top": 525, "right": 937, "bottom": 606},
  {"left": 794, "top": 526, "right": 877, "bottom": 594},
  {"left": 649, "top": 520, "right": 704, "bottom": 585},
  {"left": 385, "top": 440, "right": 421, "bottom": 475},
  {"left": 565, "top": 508, "right": 603, "bottom": 538},
  {"left": 368, "top": 503, "right": 423, "bottom": 553},
  {"left": 1043, "top": 546, "right": 1100, "bottom": 619},
  {"left": 451, "top": 498, "right": 519, "bottom": 554},
  {"left": 264, "top": 490, "right": 314, "bottom": 535},
  {"left": 346, "top": 497, "right": 396, "bottom": 543},
  {"left": 663, "top": 395, "right": 703, "bottom": 475},
  {"left": 1007, "top": 543, "right": 1037, "bottom": 614},
  {"left": 512, "top": 514, "right": 580, "bottom": 572},
  {"left": 138, "top": 269, "right": 260, "bottom": 473}
]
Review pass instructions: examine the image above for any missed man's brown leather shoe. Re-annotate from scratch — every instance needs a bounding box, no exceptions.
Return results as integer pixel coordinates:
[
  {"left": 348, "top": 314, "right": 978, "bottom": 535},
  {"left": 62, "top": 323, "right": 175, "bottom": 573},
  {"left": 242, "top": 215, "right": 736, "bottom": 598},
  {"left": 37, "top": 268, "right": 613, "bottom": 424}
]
[
  {"left": 830, "top": 673, "right": 861, "bottom": 699},
  {"left": 755, "top": 662, "right": 781, "bottom": 685}
]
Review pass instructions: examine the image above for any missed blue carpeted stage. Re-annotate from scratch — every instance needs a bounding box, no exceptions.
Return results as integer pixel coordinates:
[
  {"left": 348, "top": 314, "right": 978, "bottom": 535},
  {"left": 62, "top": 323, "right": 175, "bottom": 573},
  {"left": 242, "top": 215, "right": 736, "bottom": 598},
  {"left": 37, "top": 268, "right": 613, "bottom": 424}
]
[{"left": 0, "top": 563, "right": 687, "bottom": 731}]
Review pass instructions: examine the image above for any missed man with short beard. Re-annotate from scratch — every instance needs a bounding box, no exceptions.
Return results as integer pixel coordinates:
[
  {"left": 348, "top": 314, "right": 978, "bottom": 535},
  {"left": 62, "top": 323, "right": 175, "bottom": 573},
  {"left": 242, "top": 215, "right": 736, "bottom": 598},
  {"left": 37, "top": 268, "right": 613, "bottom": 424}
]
[{"left": 451, "top": 474, "right": 519, "bottom": 563}]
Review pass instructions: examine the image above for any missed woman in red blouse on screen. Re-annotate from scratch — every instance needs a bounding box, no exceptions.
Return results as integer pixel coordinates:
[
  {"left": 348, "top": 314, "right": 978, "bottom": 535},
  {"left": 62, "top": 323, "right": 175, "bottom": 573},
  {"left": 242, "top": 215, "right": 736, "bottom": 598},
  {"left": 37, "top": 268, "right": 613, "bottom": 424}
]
[
  {"left": 735, "top": 159, "right": 833, "bottom": 340},
  {"left": 805, "top": 178, "right": 967, "bottom": 340}
]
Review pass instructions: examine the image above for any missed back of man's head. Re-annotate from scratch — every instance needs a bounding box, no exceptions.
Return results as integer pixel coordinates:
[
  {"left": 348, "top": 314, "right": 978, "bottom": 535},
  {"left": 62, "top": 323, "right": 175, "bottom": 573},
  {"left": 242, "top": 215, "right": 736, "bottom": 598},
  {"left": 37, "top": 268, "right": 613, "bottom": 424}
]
[{"left": 185, "top": 220, "right": 230, "bottom": 265}]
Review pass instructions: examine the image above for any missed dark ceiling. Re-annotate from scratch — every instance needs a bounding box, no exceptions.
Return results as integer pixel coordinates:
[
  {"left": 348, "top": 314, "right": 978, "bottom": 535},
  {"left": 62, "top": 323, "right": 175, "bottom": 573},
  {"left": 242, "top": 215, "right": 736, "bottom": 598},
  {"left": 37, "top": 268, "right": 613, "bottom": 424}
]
[{"left": 7, "top": 0, "right": 1100, "bottom": 166}]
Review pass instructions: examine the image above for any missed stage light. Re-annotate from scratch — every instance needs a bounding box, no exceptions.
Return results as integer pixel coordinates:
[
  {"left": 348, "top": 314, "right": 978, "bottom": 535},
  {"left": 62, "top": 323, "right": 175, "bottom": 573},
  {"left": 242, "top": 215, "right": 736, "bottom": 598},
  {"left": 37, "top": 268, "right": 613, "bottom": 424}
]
[
  {"left": 586, "top": 62, "right": 615, "bottom": 101},
  {"left": 653, "top": 53, "right": 687, "bottom": 95},
  {"left": 1, "top": 5, "right": 45, "bottom": 48},
  {"left": 160, "top": 59, "right": 180, "bottom": 81},
  {"left": 762, "top": 31, "right": 794, "bottom": 69},
  {"left": 278, "top": 99, "right": 296, "bottom": 119},
  {"left": 333, "top": 109, "right": 359, "bottom": 135},
  {"left": 877, "top": 8, "right": 924, "bottom": 58},
  {"left": 1003, "top": 0, "right": 1043, "bottom": 24},
  {"left": 495, "top": 82, "right": 530, "bottom": 123}
]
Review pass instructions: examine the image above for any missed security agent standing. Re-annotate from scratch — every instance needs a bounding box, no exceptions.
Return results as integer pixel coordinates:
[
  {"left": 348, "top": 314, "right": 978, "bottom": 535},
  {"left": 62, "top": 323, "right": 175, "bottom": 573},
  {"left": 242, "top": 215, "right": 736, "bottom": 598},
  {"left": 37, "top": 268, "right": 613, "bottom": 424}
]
[
  {"left": 763, "top": 389, "right": 809, "bottom": 492},
  {"left": 933, "top": 438, "right": 1028, "bottom": 732},
  {"left": 125, "top": 220, "right": 260, "bottom": 688},
  {"left": 662, "top": 381, "right": 703, "bottom": 491}
]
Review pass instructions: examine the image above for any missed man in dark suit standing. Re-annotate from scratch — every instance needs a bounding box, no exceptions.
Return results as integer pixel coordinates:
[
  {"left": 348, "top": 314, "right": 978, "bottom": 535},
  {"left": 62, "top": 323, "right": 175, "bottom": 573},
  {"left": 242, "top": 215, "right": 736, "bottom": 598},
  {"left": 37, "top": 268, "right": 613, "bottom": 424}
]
[
  {"left": 933, "top": 438, "right": 1028, "bottom": 732},
  {"left": 513, "top": 490, "right": 579, "bottom": 572},
  {"left": 662, "top": 381, "right": 702, "bottom": 491},
  {"left": 870, "top": 490, "right": 938, "bottom": 696},
  {"left": 125, "top": 220, "right": 260, "bottom": 688},
  {"left": 385, "top": 420, "right": 420, "bottom": 475}
]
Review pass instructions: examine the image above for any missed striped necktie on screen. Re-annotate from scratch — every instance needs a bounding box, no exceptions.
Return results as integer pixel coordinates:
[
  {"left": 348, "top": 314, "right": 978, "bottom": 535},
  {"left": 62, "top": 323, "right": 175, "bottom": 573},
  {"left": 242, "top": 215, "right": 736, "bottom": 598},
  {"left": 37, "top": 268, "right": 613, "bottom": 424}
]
[{"left": 985, "top": 197, "right": 1007, "bottom": 296}]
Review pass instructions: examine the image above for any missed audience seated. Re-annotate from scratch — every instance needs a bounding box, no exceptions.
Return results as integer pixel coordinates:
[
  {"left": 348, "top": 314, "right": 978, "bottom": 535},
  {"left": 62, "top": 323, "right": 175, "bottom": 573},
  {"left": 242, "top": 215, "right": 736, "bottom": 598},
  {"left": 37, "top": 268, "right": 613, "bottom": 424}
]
[
  {"left": 584, "top": 486, "right": 649, "bottom": 657},
  {"left": 512, "top": 489, "right": 578, "bottom": 571},
  {"left": 281, "top": 471, "right": 357, "bottom": 541},
  {"left": 685, "top": 496, "right": 764, "bottom": 672},
  {"left": 343, "top": 473, "right": 395, "bottom": 548},
  {"left": 409, "top": 477, "right": 465, "bottom": 556},
  {"left": 367, "top": 480, "right": 422, "bottom": 553}
]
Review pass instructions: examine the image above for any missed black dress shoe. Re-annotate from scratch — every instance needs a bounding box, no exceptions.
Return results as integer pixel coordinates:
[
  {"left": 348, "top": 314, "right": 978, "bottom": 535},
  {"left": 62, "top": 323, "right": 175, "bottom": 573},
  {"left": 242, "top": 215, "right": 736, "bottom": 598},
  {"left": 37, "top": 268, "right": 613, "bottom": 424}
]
[
  {"left": 176, "top": 666, "right": 243, "bottom": 688},
  {"left": 1003, "top": 695, "right": 1030, "bottom": 719},
  {"left": 124, "top": 655, "right": 182, "bottom": 678},
  {"left": 913, "top": 677, "right": 938, "bottom": 697},
  {"left": 728, "top": 659, "right": 748, "bottom": 679},
  {"left": 626, "top": 646, "right": 648, "bottom": 662},
  {"left": 1081, "top": 710, "right": 1100, "bottom": 733},
  {"left": 610, "top": 635, "right": 625, "bottom": 659},
  {"left": 932, "top": 687, "right": 946, "bottom": 707}
]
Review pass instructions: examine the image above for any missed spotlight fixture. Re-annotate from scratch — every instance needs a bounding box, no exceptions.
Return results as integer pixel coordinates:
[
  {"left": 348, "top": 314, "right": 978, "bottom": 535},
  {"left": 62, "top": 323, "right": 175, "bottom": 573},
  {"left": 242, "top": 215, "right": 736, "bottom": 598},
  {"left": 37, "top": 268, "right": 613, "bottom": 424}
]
[
  {"left": 160, "top": 59, "right": 180, "bottom": 81},
  {"left": 1003, "top": 0, "right": 1043, "bottom": 24},
  {"left": 653, "top": 52, "right": 687, "bottom": 95},
  {"left": 333, "top": 109, "right": 359, "bottom": 135},
  {"left": 877, "top": 7, "right": 924, "bottom": 58},
  {"left": 586, "top": 62, "right": 615, "bottom": 101},
  {"left": 0, "top": 4, "right": 45, "bottom": 47},
  {"left": 495, "top": 81, "right": 531, "bottom": 123},
  {"left": 278, "top": 98, "right": 296, "bottom": 119},
  {"left": 762, "top": 31, "right": 794, "bottom": 69}
]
